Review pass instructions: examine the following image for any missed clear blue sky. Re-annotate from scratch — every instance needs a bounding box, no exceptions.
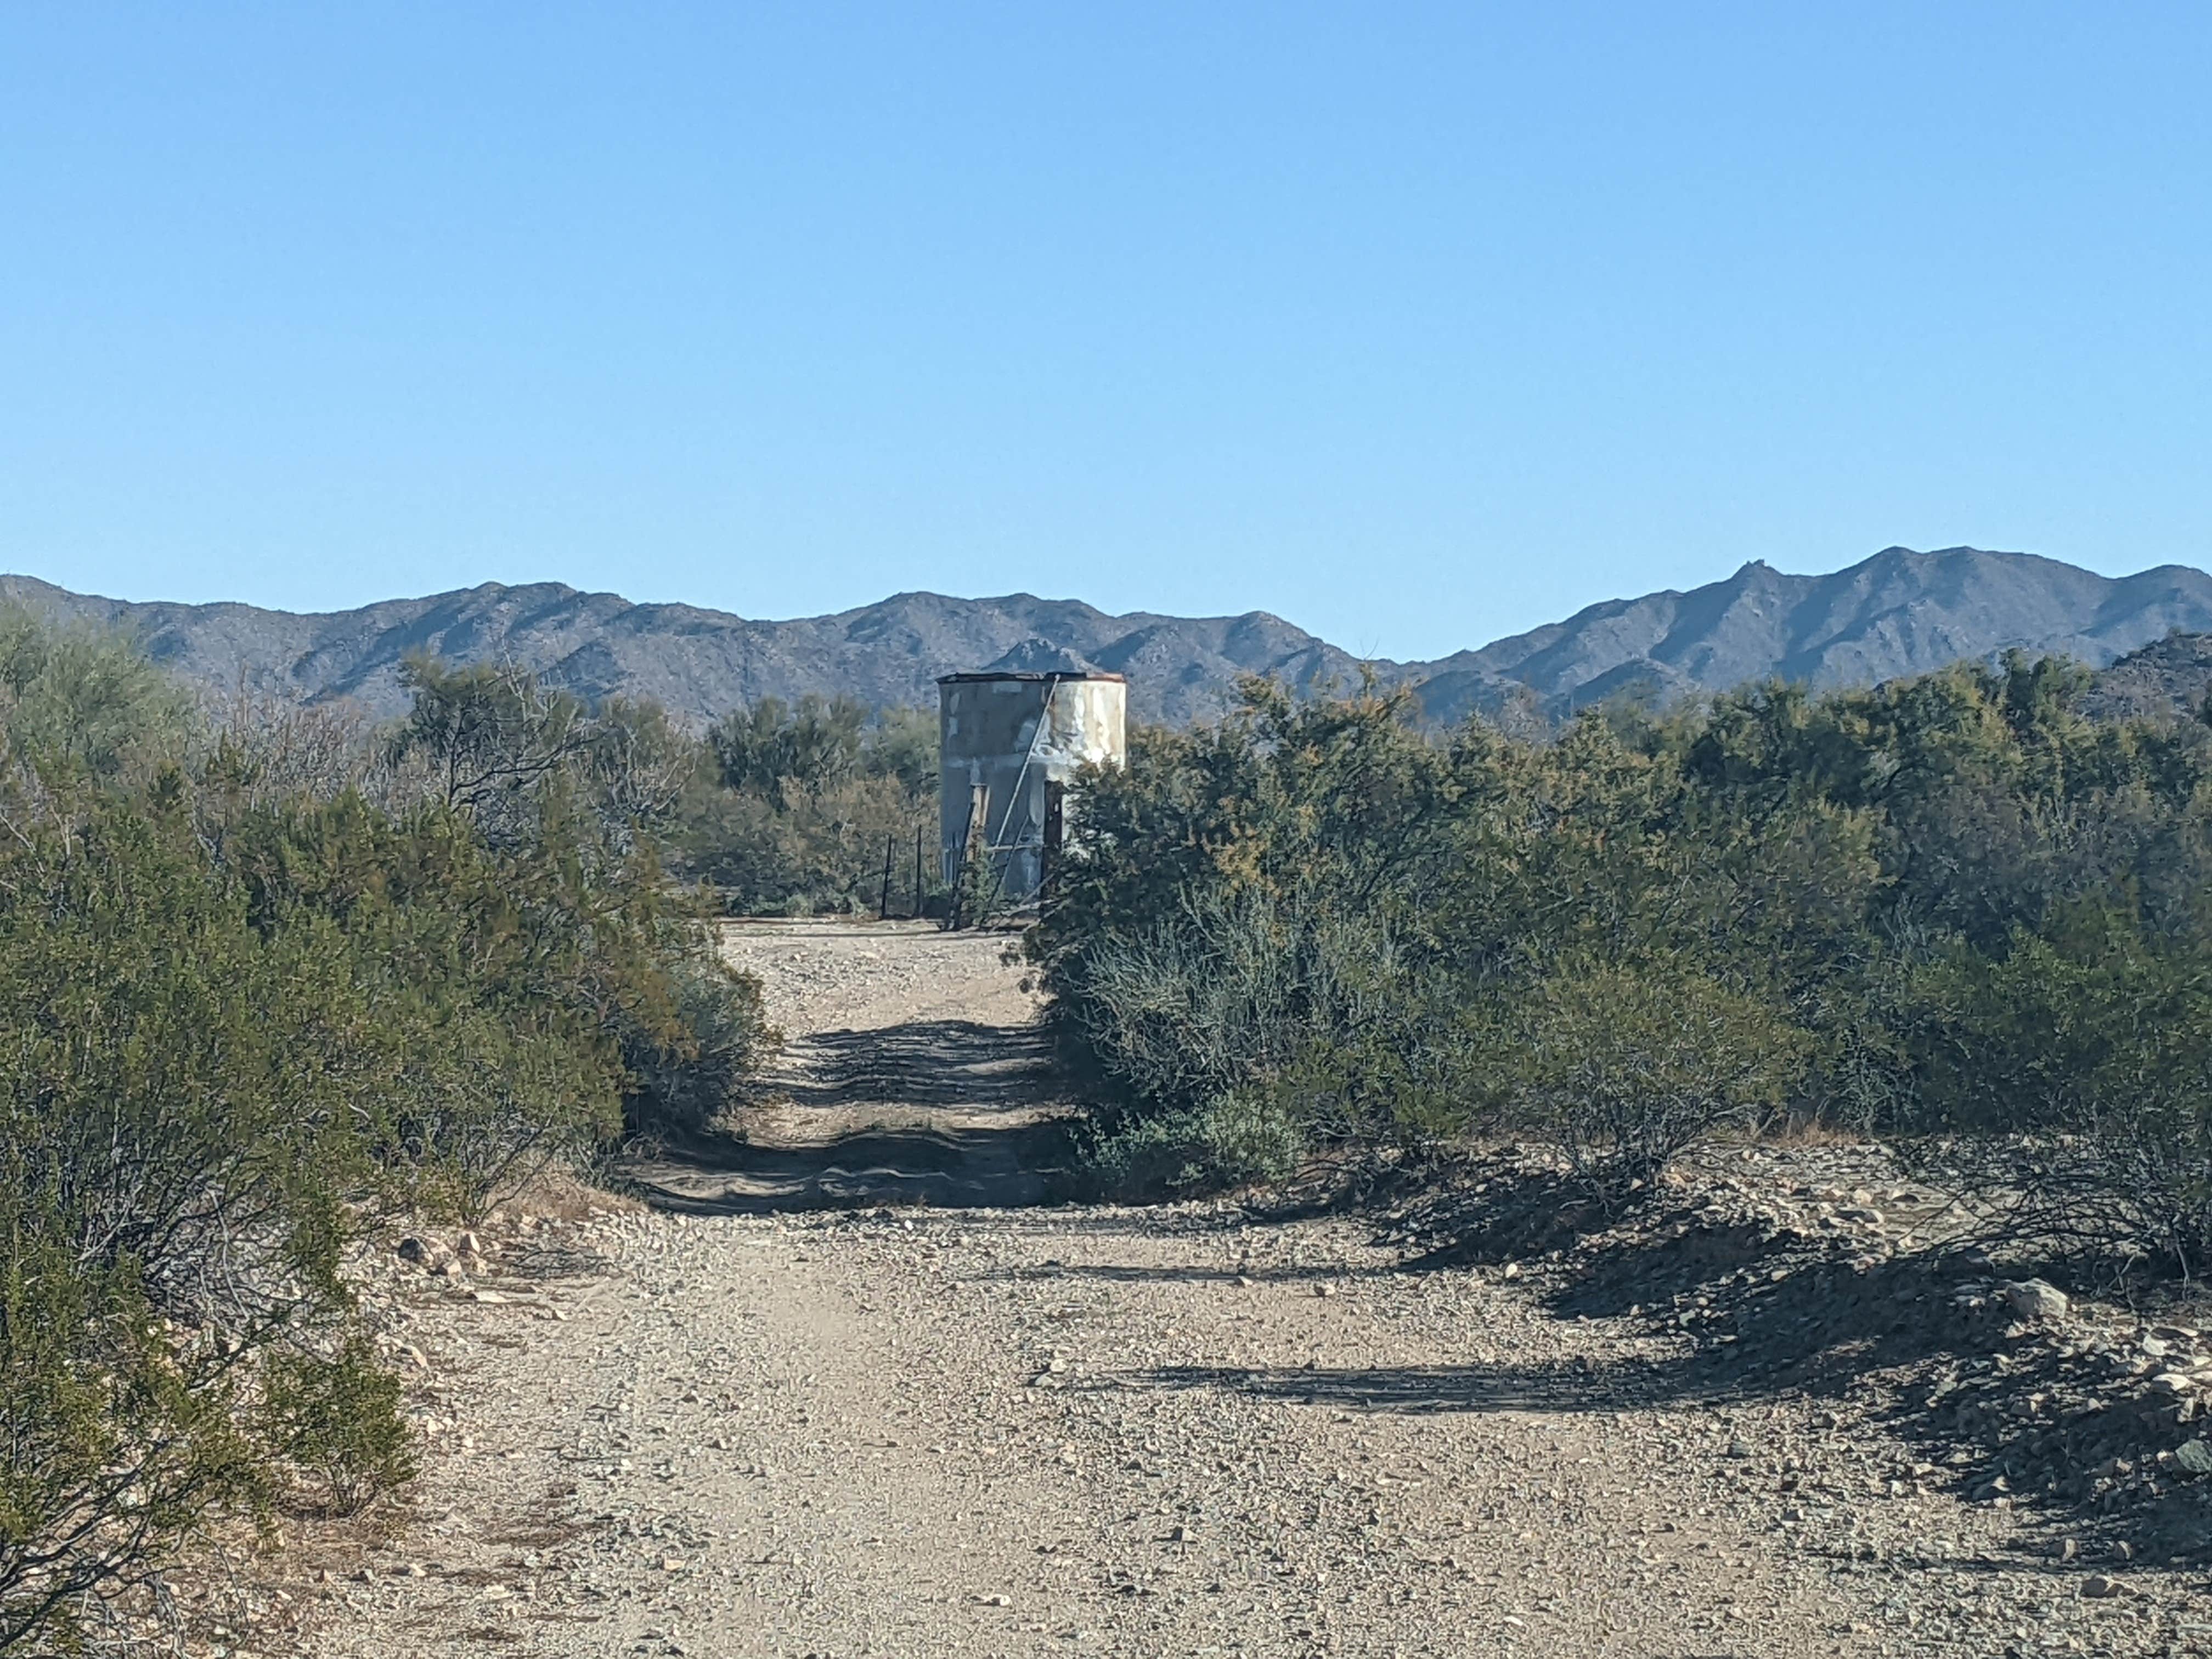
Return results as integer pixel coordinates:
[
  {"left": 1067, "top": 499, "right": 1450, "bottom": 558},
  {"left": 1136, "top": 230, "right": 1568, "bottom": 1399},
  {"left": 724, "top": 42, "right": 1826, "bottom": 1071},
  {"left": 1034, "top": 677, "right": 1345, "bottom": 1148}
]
[{"left": 2, "top": 4, "right": 2206, "bottom": 661}]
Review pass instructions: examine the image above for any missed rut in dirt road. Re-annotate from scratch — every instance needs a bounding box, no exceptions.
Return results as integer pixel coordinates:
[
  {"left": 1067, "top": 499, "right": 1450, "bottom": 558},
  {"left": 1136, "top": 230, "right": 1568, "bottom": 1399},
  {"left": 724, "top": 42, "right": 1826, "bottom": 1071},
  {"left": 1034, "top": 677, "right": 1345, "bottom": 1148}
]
[{"left": 633, "top": 921, "right": 1077, "bottom": 1212}]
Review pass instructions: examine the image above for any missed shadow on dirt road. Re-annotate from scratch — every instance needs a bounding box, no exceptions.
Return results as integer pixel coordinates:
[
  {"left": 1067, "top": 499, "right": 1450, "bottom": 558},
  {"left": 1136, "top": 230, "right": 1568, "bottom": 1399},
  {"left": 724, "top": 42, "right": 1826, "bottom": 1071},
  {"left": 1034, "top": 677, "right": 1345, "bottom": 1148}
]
[{"left": 626, "top": 1014, "right": 1079, "bottom": 1214}]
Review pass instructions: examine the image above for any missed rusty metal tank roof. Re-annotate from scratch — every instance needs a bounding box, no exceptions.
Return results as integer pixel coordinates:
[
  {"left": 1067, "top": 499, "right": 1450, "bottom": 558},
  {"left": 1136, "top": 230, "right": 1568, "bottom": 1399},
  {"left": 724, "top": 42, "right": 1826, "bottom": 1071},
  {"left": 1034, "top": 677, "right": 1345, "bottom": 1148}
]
[{"left": 935, "top": 670, "right": 1126, "bottom": 684}]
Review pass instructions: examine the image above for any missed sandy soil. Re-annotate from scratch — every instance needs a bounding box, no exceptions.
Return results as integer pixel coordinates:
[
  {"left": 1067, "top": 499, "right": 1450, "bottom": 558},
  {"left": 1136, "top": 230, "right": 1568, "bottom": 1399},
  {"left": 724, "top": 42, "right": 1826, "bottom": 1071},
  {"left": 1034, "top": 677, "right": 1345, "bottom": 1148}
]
[{"left": 273, "top": 921, "right": 2212, "bottom": 1659}]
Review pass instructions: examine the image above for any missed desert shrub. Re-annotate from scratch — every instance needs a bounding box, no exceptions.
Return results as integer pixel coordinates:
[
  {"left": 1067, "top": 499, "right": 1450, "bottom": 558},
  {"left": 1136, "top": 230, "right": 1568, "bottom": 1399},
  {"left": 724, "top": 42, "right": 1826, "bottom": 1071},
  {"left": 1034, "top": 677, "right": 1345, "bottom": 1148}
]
[
  {"left": 676, "top": 699, "right": 939, "bottom": 915},
  {"left": 1055, "top": 896, "right": 1312, "bottom": 1194},
  {"left": 1062, "top": 889, "right": 1313, "bottom": 1117},
  {"left": 0, "top": 1219, "right": 268, "bottom": 1652},
  {"left": 1895, "top": 904, "right": 2212, "bottom": 1272},
  {"left": 708, "top": 693, "right": 868, "bottom": 792},
  {"left": 0, "top": 807, "right": 365, "bottom": 1649},
  {"left": 1059, "top": 882, "right": 1443, "bottom": 1138},
  {"left": 676, "top": 772, "right": 933, "bottom": 916},
  {"left": 230, "top": 681, "right": 775, "bottom": 1158},
  {"left": 385, "top": 655, "right": 589, "bottom": 836},
  {"left": 219, "top": 792, "right": 630, "bottom": 1211},
  {"left": 258, "top": 1339, "right": 415, "bottom": 1517},
  {"left": 0, "top": 617, "right": 772, "bottom": 1649},
  {"left": 1081, "top": 1090, "right": 1309, "bottom": 1200},
  {"left": 1470, "top": 956, "right": 1814, "bottom": 1200},
  {"left": 0, "top": 804, "right": 364, "bottom": 1336},
  {"left": 1032, "top": 684, "right": 1493, "bottom": 1188},
  {"left": 0, "top": 602, "right": 188, "bottom": 784},
  {"left": 620, "top": 948, "right": 779, "bottom": 1138},
  {"left": 1037, "top": 656, "right": 2212, "bottom": 1243}
]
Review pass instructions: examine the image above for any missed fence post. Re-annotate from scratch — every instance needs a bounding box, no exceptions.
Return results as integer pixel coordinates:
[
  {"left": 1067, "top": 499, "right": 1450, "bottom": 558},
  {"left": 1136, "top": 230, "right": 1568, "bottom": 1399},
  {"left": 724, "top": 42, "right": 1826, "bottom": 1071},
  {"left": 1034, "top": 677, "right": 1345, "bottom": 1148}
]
[
  {"left": 952, "top": 784, "right": 989, "bottom": 929},
  {"left": 1041, "top": 780, "right": 1065, "bottom": 901}
]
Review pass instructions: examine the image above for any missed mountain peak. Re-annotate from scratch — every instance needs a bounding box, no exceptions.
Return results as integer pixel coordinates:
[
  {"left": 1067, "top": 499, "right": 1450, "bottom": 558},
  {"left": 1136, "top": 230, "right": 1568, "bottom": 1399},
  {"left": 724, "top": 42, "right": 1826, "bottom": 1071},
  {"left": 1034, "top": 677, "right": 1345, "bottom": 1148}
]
[{"left": 983, "top": 638, "right": 1105, "bottom": 676}]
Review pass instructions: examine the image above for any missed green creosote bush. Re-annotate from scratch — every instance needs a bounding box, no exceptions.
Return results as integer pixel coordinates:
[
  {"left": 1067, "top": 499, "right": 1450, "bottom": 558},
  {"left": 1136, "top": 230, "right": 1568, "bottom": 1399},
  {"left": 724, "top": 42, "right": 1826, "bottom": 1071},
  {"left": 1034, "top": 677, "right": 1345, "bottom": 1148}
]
[
  {"left": 1469, "top": 955, "right": 1814, "bottom": 1203},
  {"left": 0, "top": 1226, "right": 264, "bottom": 1653},
  {"left": 1035, "top": 656, "right": 2212, "bottom": 1256},
  {"left": 0, "top": 604, "right": 190, "bottom": 783},
  {"left": 1081, "top": 1090, "right": 1308, "bottom": 1200},
  {"left": 1060, "top": 890, "right": 1308, "bottom": 1115},
  {"left": 0, "top": 803, "right": 361, "bottom": 1649},
  {"left": 1894, "top": 902, "right": 2212, "bottom": 1274},
  {"left": 0, "top": 612, "right": 774, "bottom": 1651},
  {"left": 258, "top": 1338, "right": 417, "bottom": 1518},
  {"left": 620, "top": 948, "right": 779, "bottom": 1140},
  {"left": 678, "top": 696, "right": 939, "bottom": 916},
  {"left": 677, "top": 772, "right": 934, "bottom": 918}
]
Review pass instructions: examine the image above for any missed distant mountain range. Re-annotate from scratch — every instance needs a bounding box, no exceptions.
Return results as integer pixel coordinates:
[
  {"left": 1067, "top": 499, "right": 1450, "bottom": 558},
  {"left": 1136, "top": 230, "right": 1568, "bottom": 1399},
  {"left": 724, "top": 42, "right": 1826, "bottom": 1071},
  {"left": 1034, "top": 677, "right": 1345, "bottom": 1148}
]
[{"left": 5, "top": 545, "right": 2211, "bottom": 729}]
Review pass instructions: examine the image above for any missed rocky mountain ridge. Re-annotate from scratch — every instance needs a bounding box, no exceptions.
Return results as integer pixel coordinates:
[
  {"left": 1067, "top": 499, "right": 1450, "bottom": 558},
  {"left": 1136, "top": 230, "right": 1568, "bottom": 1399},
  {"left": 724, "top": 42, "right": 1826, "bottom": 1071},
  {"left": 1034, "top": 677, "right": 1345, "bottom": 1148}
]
[{"left": 6, "top": 544, "right": 2210, "bottom": 727}]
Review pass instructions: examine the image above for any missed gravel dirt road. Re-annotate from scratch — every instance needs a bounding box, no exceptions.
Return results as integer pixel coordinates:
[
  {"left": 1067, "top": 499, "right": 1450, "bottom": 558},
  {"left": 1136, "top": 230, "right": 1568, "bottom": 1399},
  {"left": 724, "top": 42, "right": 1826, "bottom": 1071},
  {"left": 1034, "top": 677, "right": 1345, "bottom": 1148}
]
[{"left": 287, "top": 922, "right": 2210, "bottom": 1658}]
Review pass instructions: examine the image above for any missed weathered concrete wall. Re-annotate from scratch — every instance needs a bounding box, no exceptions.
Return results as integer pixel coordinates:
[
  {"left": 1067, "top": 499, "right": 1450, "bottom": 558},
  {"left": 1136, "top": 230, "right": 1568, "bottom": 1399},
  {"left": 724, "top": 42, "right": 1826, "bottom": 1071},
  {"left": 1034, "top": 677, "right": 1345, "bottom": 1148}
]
[{"left": 938, "top": 674, "right": 1127, "bottom": 905}]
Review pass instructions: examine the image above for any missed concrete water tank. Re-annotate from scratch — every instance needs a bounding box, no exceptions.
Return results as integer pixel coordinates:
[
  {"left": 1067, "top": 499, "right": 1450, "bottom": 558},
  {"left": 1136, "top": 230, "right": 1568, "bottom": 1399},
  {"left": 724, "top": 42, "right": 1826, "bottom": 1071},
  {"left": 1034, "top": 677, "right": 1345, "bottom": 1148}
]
[{"left": 938, "top": 672, "right": 1127, "bottom": 907}]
